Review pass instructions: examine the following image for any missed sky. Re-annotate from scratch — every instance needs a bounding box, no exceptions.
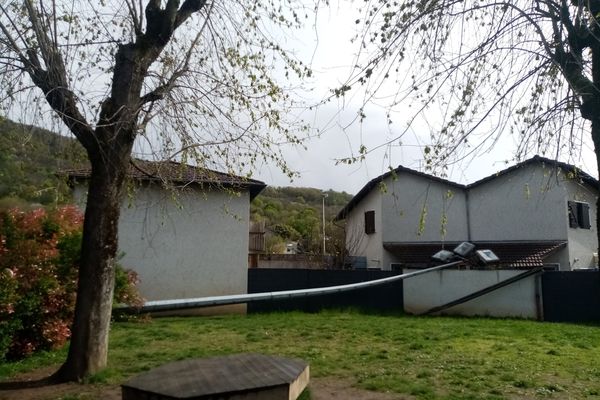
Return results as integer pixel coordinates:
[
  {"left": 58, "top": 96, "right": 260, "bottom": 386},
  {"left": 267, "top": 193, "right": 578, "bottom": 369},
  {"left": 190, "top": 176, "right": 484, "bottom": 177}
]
[
  {"left": 250, "top": 3, "right": 600, "bottom": 195},
  {"left": 6, "top": 2, "right": 597, "bottom": 196}
]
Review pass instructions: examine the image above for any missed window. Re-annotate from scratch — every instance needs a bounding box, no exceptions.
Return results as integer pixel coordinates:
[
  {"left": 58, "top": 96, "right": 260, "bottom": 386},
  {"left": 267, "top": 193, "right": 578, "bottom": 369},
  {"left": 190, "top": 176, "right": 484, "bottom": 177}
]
[
  {"left": 568, "top": 201, "right": 591, "bottom": 229},
  {"left": 390, "top": 263, "right": 405, "bottom": 271},
  {"left": 364, "top": 210, "right": 375, "bottom": 234}
]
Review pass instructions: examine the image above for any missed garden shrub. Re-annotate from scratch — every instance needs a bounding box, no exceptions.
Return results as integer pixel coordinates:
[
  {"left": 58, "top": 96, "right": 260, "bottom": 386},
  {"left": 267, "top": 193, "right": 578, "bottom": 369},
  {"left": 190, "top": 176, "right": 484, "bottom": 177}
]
[{"left": 0, "top": 206, "right": 142, "bottom": 360}]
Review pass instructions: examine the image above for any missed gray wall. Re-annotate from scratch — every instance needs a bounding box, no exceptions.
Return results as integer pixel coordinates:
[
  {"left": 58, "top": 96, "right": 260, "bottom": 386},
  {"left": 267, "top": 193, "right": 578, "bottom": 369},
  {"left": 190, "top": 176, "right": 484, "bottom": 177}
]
[
  {"left": 344, "top": 171, "right": 469, "bottom": 270},
  {"left": 468, "top": 163, "right": 568, "bottom": 241},
  {"left": 403, "top": 269, "right": 540, "bottom": 319},
  {"left": 565, "top": 178, "right": 598, "bottom": 269},
  {"left": 344, "top": 162, "right": 598, "bottom": 271},
  {"left": 344, "top": 188, "right": 383, "bottom": 269},
  {"left": 468, "top": 164, "right": 598, "bottom": 269},
  {"left": 73, "top": 181, "right": 250, "bottom": 304},
  {"left": 382, "top": 173, "right": 468, "bottom": 243}
]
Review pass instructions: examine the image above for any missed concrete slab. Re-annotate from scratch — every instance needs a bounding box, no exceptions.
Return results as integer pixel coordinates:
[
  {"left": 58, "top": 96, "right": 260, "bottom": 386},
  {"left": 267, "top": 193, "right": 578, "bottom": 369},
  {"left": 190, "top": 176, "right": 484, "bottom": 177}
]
[{"left": 121, "top": 353, "right": 309, "bottom": 400}]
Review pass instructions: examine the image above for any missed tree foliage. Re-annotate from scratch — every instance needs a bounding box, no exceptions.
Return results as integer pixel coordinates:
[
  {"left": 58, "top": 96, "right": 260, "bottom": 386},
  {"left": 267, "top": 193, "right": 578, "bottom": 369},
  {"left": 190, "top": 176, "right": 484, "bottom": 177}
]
[
  {"left": 0, "top": 206, "right": 141, "bottom": 361},
  {"left": 251, "top": 187, "right": 352, "bottom": 254},
  {"left": 0, "top": 1, "right": 312, "bottom": 175},
  {"left": 342, "top": 0, "right": 600, "bottom": 173}
]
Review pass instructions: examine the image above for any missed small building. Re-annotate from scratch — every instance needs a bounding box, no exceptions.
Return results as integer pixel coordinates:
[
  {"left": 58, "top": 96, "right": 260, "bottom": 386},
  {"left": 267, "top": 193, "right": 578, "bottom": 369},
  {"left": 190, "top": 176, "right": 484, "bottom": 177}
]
[
  {"left": 66, "top": 160, "right": 265, "bottom": 313},
  {"left": 336, "top": 156, "right": 598, "bottom": 271}
]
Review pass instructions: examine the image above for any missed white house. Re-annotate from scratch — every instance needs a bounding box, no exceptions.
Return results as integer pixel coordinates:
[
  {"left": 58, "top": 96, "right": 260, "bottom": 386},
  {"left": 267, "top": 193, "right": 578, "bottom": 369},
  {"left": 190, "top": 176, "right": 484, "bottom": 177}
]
[
  {"left": 336, "top": 156, "right": 598, "bottom": 271},
  {"left": 67, "top": 159, "right": 266, "bottom": 313}
]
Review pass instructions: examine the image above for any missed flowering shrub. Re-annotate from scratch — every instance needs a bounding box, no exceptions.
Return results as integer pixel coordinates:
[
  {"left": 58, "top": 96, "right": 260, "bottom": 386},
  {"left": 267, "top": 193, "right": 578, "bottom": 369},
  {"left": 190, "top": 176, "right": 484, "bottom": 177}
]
[{"left": 0, "top": 206, "right": 142, "bottom": 360}]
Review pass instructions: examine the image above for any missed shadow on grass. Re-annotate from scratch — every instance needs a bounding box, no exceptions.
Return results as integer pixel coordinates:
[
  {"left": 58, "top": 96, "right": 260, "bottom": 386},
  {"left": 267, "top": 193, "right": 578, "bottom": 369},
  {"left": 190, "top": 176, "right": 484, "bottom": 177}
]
[{"left": 0, "top": 374, "right": 59, "bottom": 390}]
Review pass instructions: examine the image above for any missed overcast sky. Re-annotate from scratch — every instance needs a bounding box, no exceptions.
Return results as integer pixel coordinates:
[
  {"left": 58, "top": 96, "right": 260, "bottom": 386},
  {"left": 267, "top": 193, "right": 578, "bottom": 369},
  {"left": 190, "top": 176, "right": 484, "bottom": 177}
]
[
  {"left": 10, "top": 2, "right": 596, "bottom": 196},
  {"left": 252, "top": 4, "right": 599, "bottom": 195}
]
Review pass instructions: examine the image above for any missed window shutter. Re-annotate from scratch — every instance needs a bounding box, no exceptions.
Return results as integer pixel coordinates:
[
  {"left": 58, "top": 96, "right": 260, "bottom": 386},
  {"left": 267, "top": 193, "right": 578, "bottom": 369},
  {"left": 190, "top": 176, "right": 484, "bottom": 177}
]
[
  {"left": 579, "top": 202, "right": 591, "bottom": 229},
  {"left": 568, "top": 201, "right": 578, "bottom": 228},
  {"left": 364, "top": 210, "right": 375, "bottom": 234}
]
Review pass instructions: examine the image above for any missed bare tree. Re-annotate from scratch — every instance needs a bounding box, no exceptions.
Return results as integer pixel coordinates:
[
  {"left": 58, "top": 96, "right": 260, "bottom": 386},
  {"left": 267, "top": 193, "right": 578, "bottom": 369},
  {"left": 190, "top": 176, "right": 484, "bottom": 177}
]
[
  {"left": 0, "top": 0, "right": 312, "bottom": 381},
  {"left": 338, "top": 0, "right": 600, "bottom": 237}
]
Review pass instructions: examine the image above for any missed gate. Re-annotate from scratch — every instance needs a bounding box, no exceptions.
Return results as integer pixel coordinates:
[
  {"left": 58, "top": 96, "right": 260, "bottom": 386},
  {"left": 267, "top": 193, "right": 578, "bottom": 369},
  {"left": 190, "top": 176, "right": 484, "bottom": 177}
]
[{"left": 542, "top": 270, "right": 600, "bottom": 323}]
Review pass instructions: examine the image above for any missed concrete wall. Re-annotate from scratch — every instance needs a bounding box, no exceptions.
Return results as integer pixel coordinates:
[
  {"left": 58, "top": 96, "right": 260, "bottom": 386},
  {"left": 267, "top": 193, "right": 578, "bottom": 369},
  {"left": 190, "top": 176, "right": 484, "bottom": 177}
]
[
  {"left": 382, "top": 173, "right": 468, "bottom": 243},
  {"left": 403, "top": 269, "right": 540, "bottom": 319},
  {"left": 257, "top": 254, "right": 334, "bottom": 269},
  {"left": 73, "top": 181, "right": 250, "bottom": 305},
  {"left": 565, "top": 178, "right": 598, "bottom": 269},
  {"left": 345, "top": 188, "right": 383, "bottom": 269},
  {"left": 468, "top": 163, "right": 568, "bottom": 241}
]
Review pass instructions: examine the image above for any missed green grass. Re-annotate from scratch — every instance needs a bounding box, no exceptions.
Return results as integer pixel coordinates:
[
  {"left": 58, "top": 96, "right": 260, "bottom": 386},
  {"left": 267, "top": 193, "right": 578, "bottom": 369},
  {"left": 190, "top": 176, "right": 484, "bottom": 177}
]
[{"left": 2, "top": 311, "right": 600, "bottom": 399}]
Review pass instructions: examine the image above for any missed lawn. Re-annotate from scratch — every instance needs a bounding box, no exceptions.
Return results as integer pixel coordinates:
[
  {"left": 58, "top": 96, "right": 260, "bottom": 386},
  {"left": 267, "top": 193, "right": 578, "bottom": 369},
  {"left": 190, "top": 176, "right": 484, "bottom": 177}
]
[{"left": 2, "top": 311, "right": 600, "bottom": 399}]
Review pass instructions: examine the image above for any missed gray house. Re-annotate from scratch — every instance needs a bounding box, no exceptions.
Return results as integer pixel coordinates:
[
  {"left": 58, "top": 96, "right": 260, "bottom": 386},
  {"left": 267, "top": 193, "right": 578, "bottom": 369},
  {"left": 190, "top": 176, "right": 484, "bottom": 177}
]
[
  {"left": 336, "top": 156, "right": 598, "bottom": 271},
  {"left": 67, "top": 160, "right": 265, "bottom": 313}
]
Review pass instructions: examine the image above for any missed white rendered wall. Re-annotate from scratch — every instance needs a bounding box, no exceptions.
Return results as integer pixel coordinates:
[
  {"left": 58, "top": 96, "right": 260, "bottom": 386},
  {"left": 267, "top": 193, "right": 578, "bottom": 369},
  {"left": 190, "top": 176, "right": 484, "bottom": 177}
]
[
  {"left": 344, "top": 189, "right": 383, "bottom": 269},
  {"left": 343, "top": 162, "right": 597, "bottom": 271},
  {"left": 381, "top": 173, "right": 468, "bottom": 243},
  {"left": 403, "top": 269, "right": 539, "bottom": 319},
  {"left": 73, "top": 182, "right": 250, "bottom": 303},
  {"left": 564, "top": 179, "right": 598, "bottom": 269},
  {"left": 468, "top": 164, "right": 568, "bottom": 242}
]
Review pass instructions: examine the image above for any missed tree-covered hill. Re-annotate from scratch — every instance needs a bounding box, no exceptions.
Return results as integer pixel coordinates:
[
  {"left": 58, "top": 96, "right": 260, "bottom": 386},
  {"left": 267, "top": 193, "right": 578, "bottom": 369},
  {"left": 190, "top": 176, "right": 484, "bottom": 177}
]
[
  {"left": 251, "top": 186, "right": 353, "bottom": 255},
  {"left": 0, "top": 118, "right": 86, "bottom": 207}
]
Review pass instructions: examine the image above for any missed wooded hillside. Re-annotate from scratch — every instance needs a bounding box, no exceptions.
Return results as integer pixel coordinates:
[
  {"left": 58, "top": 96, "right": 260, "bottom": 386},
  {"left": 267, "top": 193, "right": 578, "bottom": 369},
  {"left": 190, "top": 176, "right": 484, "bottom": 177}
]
[
  {"left": 0, "top": 118, "right": 85, "bottom": 207},
  {"left": 251, "top": 187, "right": 352, "bottom": 255}
]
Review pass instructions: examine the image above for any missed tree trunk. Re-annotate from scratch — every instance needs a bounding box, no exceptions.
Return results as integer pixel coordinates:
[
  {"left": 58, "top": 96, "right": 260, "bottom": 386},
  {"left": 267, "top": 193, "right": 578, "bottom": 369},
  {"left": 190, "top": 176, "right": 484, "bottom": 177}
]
[
  {"left": 591, "top": 38, "right": 600, "bottom": 254},
  {"left": 52, "top": 144, "right": 132, "bottom": 381},
  {"left": 592, "top": 118, "right": 600, "bottom": 252}
]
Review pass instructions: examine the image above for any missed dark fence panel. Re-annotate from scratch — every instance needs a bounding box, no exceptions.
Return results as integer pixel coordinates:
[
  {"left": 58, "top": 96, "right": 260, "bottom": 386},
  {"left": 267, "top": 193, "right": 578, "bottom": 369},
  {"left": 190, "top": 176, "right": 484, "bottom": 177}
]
[
  {"left": 247, "top": 269, "right": 403, "bottom": 313},
  {"left": 542, "top": 270, "right": 600, "bottom": 323}
]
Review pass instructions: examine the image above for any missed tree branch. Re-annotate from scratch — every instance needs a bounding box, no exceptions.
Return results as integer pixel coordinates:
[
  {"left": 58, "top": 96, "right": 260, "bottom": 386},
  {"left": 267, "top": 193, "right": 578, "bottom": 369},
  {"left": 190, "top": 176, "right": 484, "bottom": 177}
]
[
  {"left": 139, "top": 73, "right": 183, "bottom": 104},
  {"left": 175, "top": 0, "right": 208, "bottom": 29},
  {"left": 139, "top": 22, "right": 207, "bottom": 106},
  {"left": 18, "top": 0, "right": 95, "bottom": 151}
]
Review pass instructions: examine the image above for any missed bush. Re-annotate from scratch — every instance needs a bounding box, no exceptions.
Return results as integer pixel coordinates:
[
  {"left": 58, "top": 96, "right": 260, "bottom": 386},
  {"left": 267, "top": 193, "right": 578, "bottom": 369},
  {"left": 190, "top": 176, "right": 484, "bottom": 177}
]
[{"left": 0, "top": 206, "right": 142, "bottom": 360}]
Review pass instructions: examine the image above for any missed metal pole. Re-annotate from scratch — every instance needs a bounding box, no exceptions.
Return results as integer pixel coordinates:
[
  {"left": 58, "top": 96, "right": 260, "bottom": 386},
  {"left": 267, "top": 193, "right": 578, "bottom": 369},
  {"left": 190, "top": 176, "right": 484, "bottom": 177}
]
[{"left": 116, "top": 260, "right": 463, "bottom": 314}]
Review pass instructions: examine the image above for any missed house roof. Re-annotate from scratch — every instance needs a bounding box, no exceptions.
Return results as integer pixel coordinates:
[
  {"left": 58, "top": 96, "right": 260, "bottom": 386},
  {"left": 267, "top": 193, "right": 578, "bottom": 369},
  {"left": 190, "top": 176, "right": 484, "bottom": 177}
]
[
  {"left": 335, "top": 164, "right": 465, "bottom": 221},
  {"left": 64, "top": 159, "right": 266, "bottom": 200},
  {"left": 383, "top": 241, "right": 567, "bottom": 269},
  {"left": 335, "top": 155, "right": 598, "bottom": 221},
  {"left": 468, "top": 155, "right": 599, "bottom": 189}
]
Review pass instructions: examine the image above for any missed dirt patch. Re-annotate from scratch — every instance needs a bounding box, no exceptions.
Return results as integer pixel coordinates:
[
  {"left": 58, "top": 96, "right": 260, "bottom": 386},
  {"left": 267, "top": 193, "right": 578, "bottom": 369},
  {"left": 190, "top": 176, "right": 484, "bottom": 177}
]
[
  {"left": 0, "top": 382, "right": 120, "bottom": 400},
  {"left": 0, "top": 368, "right": 406, "bottom": 400},
  {"left": 309, "top": 377, "right": 410, "bottom": 399}
]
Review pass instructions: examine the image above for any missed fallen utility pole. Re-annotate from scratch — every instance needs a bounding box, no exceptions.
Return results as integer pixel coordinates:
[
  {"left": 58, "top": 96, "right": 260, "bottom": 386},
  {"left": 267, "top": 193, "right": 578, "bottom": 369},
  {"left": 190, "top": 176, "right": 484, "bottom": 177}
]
[{"left": 117, "top": 260, "right": 463, "bottom": 314}]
